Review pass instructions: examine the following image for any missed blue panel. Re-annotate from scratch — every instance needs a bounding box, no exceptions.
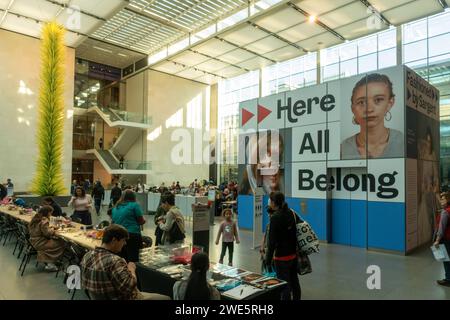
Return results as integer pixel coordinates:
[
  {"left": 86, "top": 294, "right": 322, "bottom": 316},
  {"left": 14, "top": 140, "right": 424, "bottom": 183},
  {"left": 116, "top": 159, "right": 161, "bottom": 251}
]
[
  {"left": 287, "top": 197, "right": 328, "bottom": 241},
  {"left": 331, "top": 199, "right": 351, "bottom": 245},
  {"left": 350, "top": 200, "right": 367, "bottom": 248},
  {"left": 368, "top": 202, "right": 405, "bottom": 252},
  {"left": 262, "top": 195, "right": 269, "bottom": 233},
  {"left": 237, "top": 195, "right": 254, "bottom": 230}
]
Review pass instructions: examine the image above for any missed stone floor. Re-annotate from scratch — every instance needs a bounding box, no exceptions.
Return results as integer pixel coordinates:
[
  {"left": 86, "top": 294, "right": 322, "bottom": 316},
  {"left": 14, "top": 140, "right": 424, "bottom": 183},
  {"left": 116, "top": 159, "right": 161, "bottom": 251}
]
[{"left": 1, "top": 206, "right": 449, "bottom": 300}]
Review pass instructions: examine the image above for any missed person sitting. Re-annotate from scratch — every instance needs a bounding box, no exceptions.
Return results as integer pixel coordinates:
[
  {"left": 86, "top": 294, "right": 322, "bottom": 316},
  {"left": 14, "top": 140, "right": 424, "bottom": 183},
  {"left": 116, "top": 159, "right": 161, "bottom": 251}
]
[
  {"left": 0, "top": 183, "right": 7, "bottom": 201},
  {"left": 28, "top": 206, "right": 66, "bottom": 271},
  {"left": 81, "top": 224, "right": 170, "bottom": 300},
  {"left": 173, "top": 252, "right": 220, "bottom": 300},
  {"left": 43, "top": 197, "right": 63, "bottom": 217},
  {"left": 157, "top": 192, "right": 185, "bottom": 245}
]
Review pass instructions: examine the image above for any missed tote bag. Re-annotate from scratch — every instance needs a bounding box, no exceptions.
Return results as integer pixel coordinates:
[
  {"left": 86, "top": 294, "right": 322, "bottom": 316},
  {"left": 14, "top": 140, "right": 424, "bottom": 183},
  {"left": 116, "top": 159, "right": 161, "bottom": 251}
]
[{"left": 291, "top": 210, "right": 319, "bottom": 255}]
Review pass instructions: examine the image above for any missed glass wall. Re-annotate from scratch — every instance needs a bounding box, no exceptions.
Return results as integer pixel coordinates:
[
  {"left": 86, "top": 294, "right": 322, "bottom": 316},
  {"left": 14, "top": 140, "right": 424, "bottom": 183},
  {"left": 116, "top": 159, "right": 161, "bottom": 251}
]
[
  {"left": 403, "top": 10, "right": 450, "bottom": 186},
  {"left": 261, "top": 53, "right": 317, "bottom": 96},
  {"left": 217, "top": 71, "right": 259, "bottom": 183},
  {"left": 320, "top": 28, "right": 397, "bottom": 82}
]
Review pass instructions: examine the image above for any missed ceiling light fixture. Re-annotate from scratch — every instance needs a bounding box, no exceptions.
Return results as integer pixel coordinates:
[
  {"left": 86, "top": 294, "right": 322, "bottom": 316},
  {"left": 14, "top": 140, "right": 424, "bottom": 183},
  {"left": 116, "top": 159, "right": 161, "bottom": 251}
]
[
  {"left": 309, "top": 15, "right": 316, "bottom": 23},
  {"left": 93, "top": 46, "right": 112, "bottom": 53}
]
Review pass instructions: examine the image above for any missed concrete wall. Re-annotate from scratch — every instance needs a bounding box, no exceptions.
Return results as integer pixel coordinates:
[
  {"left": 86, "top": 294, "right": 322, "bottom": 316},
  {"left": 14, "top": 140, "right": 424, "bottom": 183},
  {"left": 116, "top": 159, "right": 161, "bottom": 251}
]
[
  {"left": 93, "top": 160, "right": 111, "bottom": 188},
  {"left": 0, "top": 30, "right": 74, "bottom": 193},
  {"left": 146, "top": 70, "right": 210, "bottom": 186}
]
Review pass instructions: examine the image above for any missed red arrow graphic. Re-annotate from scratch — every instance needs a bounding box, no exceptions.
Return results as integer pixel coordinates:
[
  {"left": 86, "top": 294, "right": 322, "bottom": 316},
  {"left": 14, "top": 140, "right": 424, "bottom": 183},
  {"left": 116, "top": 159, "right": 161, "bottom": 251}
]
[
  {"left": 257, "top": 104, "right": 272, "bottom": 123},
  {"left": 241, "top": 108, "right": 255, "bottom": 126}
]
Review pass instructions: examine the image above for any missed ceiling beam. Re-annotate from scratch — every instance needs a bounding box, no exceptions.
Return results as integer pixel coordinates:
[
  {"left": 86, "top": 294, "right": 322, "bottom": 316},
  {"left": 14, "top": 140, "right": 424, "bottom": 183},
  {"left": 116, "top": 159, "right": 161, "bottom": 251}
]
[
  {"left": 44, "top": 0, "right": 106, "bottom": 21},
  {"left": 436, "top": 0, "right": 449, "bottom": 8},
  {"left": 0, "top": 0, "right": 15, "bottom": 27},
  {"left": 246, "top": 21, "right": 307, "bottom": 53},
  {"left": 215, "top": 36, "right": 276, "bottom": 63},
  {"left": 124, "top": 6, "right": 190, "bottom": 33},
  {"left": 168, "top": 59, "right": 226, "bottom": 80},
  {"left": 359, "top": 0, "right": 392, "bottom": 26},
  {"left": 287, "top": 2, "right": 345, "bottom": 41}
]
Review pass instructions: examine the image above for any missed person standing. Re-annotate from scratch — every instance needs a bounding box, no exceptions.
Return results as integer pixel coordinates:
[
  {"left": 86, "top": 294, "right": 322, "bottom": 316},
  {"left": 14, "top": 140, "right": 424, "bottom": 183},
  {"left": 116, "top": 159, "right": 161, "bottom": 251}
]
[
  {"left": 265, "top": 191, "right": 301, "bottom": 300},
  {"left": 157, "top": 192, "right": 185, "bottom": 245},
  {"left": 98, "top": 137, "right": 104, "bottom": 150},
  {"left": 83, "top": 179, "right": 91, "bottom": 192},
  {"left": 119, "top": 156, "right": 124, "bottom": 169},
  {"left": 434, "top": 192, "right": 450, "bottom": 287},
  {"left": 215, "top": 209, "right": 240, "bottom": 266},
  {"left": 92, "top": 180, "right": 105, "bottom": 216},
  {"left": 154, "top": 199, "right": 166, "bottom": 246},
  {"left": 68, "top": 187, "right": 93, "bottom": 225},
  {"left": 70, "top": 180, "right": 78, "bottom": 196},
  {"left": 111, "top": 190, "right": 146, "bottom": 262},
  {"left": 0, "top": 183, "right": 7, "bottom": 201},
  {"left": 6, "top": 178, "right": 13, "bottom": 188},
  {"left": 111, "top": 183, "right": 122, "bottom": 206}
]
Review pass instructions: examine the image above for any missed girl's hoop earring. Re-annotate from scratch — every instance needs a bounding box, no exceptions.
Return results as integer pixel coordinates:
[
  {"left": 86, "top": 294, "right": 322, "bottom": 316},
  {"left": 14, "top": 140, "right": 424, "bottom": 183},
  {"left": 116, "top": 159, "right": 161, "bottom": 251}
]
[{"left": 385, "top": 111, "right": 392, "bottom": 121}]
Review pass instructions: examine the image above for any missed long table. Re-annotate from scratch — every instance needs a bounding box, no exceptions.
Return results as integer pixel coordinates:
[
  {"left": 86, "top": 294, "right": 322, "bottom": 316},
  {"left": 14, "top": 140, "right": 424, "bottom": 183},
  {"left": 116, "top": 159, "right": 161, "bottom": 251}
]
[{"left": 0, "top": 205, "right": 101, "bottom": 250}]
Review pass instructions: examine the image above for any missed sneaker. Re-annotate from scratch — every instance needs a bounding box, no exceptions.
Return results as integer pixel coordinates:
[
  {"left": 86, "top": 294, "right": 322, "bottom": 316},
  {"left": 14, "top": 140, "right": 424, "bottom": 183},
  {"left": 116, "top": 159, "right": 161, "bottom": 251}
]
[
  {"left": 44, "top": 264, "right": 58, "bottom": 272},
  {"left": 436, "top": 279, "right": 450, "bottom": 287},
  {"left": 218, "top": 260, "right": 223, "bottom": 264},
  {"left": 228, "top": 262, "right": 233, "bottom": 267}
]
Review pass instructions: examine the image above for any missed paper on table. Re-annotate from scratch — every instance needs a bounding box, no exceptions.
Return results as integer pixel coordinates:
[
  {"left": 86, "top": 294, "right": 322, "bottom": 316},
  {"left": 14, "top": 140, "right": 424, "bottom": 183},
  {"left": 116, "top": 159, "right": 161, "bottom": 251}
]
[
  {"left": 431, "top": 244, "right": 450, "bottom": 262},
  {"left": 222, "top": 284, "right": 263, "bottom": 300}
]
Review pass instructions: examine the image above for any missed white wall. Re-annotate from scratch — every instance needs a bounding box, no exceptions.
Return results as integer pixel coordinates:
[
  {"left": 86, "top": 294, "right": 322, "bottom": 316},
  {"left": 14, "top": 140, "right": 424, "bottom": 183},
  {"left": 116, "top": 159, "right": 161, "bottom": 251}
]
[
  {"left": 146, "top": 70, "right": 211, "bottom": 186},
  {"left": 0, "top": 30, "right": 74, "bottom": 193}
]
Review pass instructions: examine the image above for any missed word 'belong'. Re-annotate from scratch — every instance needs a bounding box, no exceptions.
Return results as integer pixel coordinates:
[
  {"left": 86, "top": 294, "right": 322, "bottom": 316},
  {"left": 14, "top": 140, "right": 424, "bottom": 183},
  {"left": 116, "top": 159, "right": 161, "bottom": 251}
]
[{"left": 277, "top": 94, "right": 336, "bottom": 123}]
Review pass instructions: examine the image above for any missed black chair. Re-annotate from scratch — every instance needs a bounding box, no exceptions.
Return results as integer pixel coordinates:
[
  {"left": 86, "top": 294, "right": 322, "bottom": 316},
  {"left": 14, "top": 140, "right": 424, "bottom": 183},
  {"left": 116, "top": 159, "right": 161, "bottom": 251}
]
[
  {"left": 96, "top": 220, "right": 110, "bottom": 229},
  {"left": 19, "top": 236, "right": 37, "bottom": 276},
  {"left": 63, "top": 241, "right": 88, "bottom": 300},
  {"left": 0, "top": 215, "right": 18, "bottom": 246},
  {"left": 13, "top": 221, "right": 29, "bottom": 258}
]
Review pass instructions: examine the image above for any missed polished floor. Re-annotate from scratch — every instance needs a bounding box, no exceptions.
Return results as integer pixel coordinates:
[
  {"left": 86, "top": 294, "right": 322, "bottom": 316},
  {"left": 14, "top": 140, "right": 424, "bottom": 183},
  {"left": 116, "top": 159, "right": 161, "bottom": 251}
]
[{"left": 0, "top": 206, "right": 449, "bottom": 300}]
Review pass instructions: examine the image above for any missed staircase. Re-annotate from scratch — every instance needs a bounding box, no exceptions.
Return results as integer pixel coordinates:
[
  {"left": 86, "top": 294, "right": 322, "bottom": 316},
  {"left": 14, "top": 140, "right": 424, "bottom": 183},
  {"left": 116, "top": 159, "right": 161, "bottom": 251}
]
[{"left": 86, "top": 149, "right": 151, "bottom": 174}]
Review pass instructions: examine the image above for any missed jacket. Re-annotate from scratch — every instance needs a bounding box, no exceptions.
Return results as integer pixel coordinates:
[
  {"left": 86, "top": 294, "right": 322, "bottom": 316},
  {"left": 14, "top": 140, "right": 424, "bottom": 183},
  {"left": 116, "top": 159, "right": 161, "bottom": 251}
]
[
  {"left": 265, "top": 207, "right": 299, "bottom": 265},
  {"left": 111, "top": 187, "right": 122, "bottom": 201},
  {"left": 92, "top": 185, "right": 105, "bottom": 199}
]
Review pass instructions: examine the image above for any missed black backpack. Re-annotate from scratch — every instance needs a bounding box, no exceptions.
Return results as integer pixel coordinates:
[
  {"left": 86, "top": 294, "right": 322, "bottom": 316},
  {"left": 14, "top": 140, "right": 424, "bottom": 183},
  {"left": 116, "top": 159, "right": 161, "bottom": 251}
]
[{"left": 169, "top": 220, "right": 185, "bottom": 243}]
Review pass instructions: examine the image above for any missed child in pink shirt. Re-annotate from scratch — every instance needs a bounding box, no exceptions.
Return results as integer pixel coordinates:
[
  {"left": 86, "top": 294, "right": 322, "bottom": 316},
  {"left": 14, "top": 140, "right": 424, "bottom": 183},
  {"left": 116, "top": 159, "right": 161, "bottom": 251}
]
[{"left": 215, "top": 209, "right": 240, "bottom": 266}]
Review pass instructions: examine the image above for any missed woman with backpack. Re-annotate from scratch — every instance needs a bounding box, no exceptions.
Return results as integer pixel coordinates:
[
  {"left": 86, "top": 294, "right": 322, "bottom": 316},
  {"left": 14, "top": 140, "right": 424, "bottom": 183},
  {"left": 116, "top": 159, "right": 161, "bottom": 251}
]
[
  {"left": 157, "top": 192, "right": 186, "bottom": 245},
  {"left": 434, "top": 192, "right": 450, "bottom": 287}
]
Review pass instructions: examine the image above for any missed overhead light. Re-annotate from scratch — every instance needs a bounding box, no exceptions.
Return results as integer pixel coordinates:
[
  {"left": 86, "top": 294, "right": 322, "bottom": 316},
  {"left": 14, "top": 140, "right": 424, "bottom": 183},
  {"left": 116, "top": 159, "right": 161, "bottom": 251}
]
[
  {"left": 118, "top": 53, "right": 128, "bottom": 57},
  {"left": 93, "top": 46, "right": 112, "bottom": 53},
  {"left": 309, "top": 15, "right": 316, "bottom": 23}
]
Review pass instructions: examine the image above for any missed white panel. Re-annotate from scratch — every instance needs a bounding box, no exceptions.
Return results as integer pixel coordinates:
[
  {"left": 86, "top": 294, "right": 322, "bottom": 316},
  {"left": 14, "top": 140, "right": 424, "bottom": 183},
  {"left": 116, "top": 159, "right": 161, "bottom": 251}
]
[
  {"left": 291, "top": 122, "right": 340, "bottom": 162},
  {"left": 2, "top": 13, "right": 43, "bottom": 38},
  {"left": 0, "top": 0, "right": 12, "bottom": 9},
  {"left": 369, "top": 0, "right": 415, "bottom": 12},
  {"left": 11, "top": 0, "right": 60, "bottom": 21},
  {"left": 222, "top": 25, "right": 268, "bottom": 46},
  {"left": 277, "top": 22, "right": 324, "bottom": 43},
  {"left": 254, "top": 7, "right": 306, "bottom": 33},
  {"left": 383, "top": 0, "right": 443, "bottom": 26},
  {"left": 175, "top": 68, "right": 205, "bottom": 79},
  {"left": 257, "top": 92, "right": 285, "bottom": 130},
  {"left": 291, "top": 161, "right": 327, "bottom": 199},
  {"left": 237, "top": 56, "right": 273, "bottom": 70},
  {"left": 64, "top": 32, "right": 85, "bottom": 47},
  {"left": 293, "top": 0, "right": 356, "bottom": 16},
  {"left": 245, "top": 36, "right": 286, "bottom": 54},
  {"left": 153, "top": 61, "right": 187, "bottom": 74},
  {"left": 195, "top": 59, "right": 229, "bottom": 72},
  {"left": 264, "top": 45, "right": 303, "bottom": 62},
  {"left": 216, "top": 65, "right": 245, "bottom": 78},
  {"left": 193, "top": 38, "right": 236, "bottom": 56},
  {"left": 71, "top": 0, "right": 124, "bottom": 18},
  {"left": 172, "top": 51, "right": 210, "bottom": 66},
  {"left": 319, "top": 2, "right": 369, "bottom": 29},
  {"left": 298, "top": 32, "right": 343, "bottom": 52},
  {"left": 335, "top": 19, "right": 388, "bottom": 40},
  {"left": 368, "top": 158, "right": 405, "bottom": 203},
  {"left": 194, "top": 74, "right": 219, "bottom": 84},
  {"left": 217, "top": 48, "right": 256, "bottom": 64}
]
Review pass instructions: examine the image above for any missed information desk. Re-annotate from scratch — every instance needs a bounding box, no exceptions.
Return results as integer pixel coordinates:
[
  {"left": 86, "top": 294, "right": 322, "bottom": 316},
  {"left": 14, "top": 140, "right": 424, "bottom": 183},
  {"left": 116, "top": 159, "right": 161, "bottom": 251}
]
[
  {"left": 0, "top": 205, "right": 101, "bottom": 250},
  {"left": 136, "top": 262, "right": 286, "bottom": 300}
]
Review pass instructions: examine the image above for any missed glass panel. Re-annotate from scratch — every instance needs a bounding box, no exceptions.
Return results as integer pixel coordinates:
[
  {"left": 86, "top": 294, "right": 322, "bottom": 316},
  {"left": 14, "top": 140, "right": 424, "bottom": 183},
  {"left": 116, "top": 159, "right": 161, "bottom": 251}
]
[
  {"left": 358, "top": 53, "right": 377, "bottom": 73},
  {"left": 403, "top": 40, "right": 427, "bottom": 63},
  {"left": 304, "top": 69, "right": 317, "bottom": 86},
  {"left": 403, "top": 19, "right": 427, "bottom": 44},
  {"left": 358, "top": 35, "right": 377, "bottom": 56},
  {"left": 290, "top": 73, "right": 304, "bottom": 89},
  {"left": 339, "top": 42, "right": 357, "bottom": 61},
  {"left": 378, "top": 48, "right": 397, "bottom": 69},
  {"left": 428, "top": 12, "right": 450, "bottom": 37},
  {"left": 322, "top": 63, "right": 339, "bottom": 81},
  {"left": 378, "top": 29, "right": 396, "bottom": 51},
  {"left": 321, "top": 47, "right": 339, "bottom": 66},
  {"left": 340, "top": 58, "right": 357, "bottom": 78},
  {"left": 405, "top": 59, "right": 428, "bottom": 69},
  {"left": 429, "top": 33, "right": 450, "bottom": 58},
  {"left": 304, "top": 53, "right": 317, "bottom": 71}
]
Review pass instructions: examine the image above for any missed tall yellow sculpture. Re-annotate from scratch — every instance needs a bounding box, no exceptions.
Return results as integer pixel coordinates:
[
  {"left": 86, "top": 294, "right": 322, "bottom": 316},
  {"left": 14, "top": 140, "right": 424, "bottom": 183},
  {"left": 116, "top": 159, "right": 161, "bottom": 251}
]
[{"left": 32, "top": 22, "right": 66, "bottom": 196}]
